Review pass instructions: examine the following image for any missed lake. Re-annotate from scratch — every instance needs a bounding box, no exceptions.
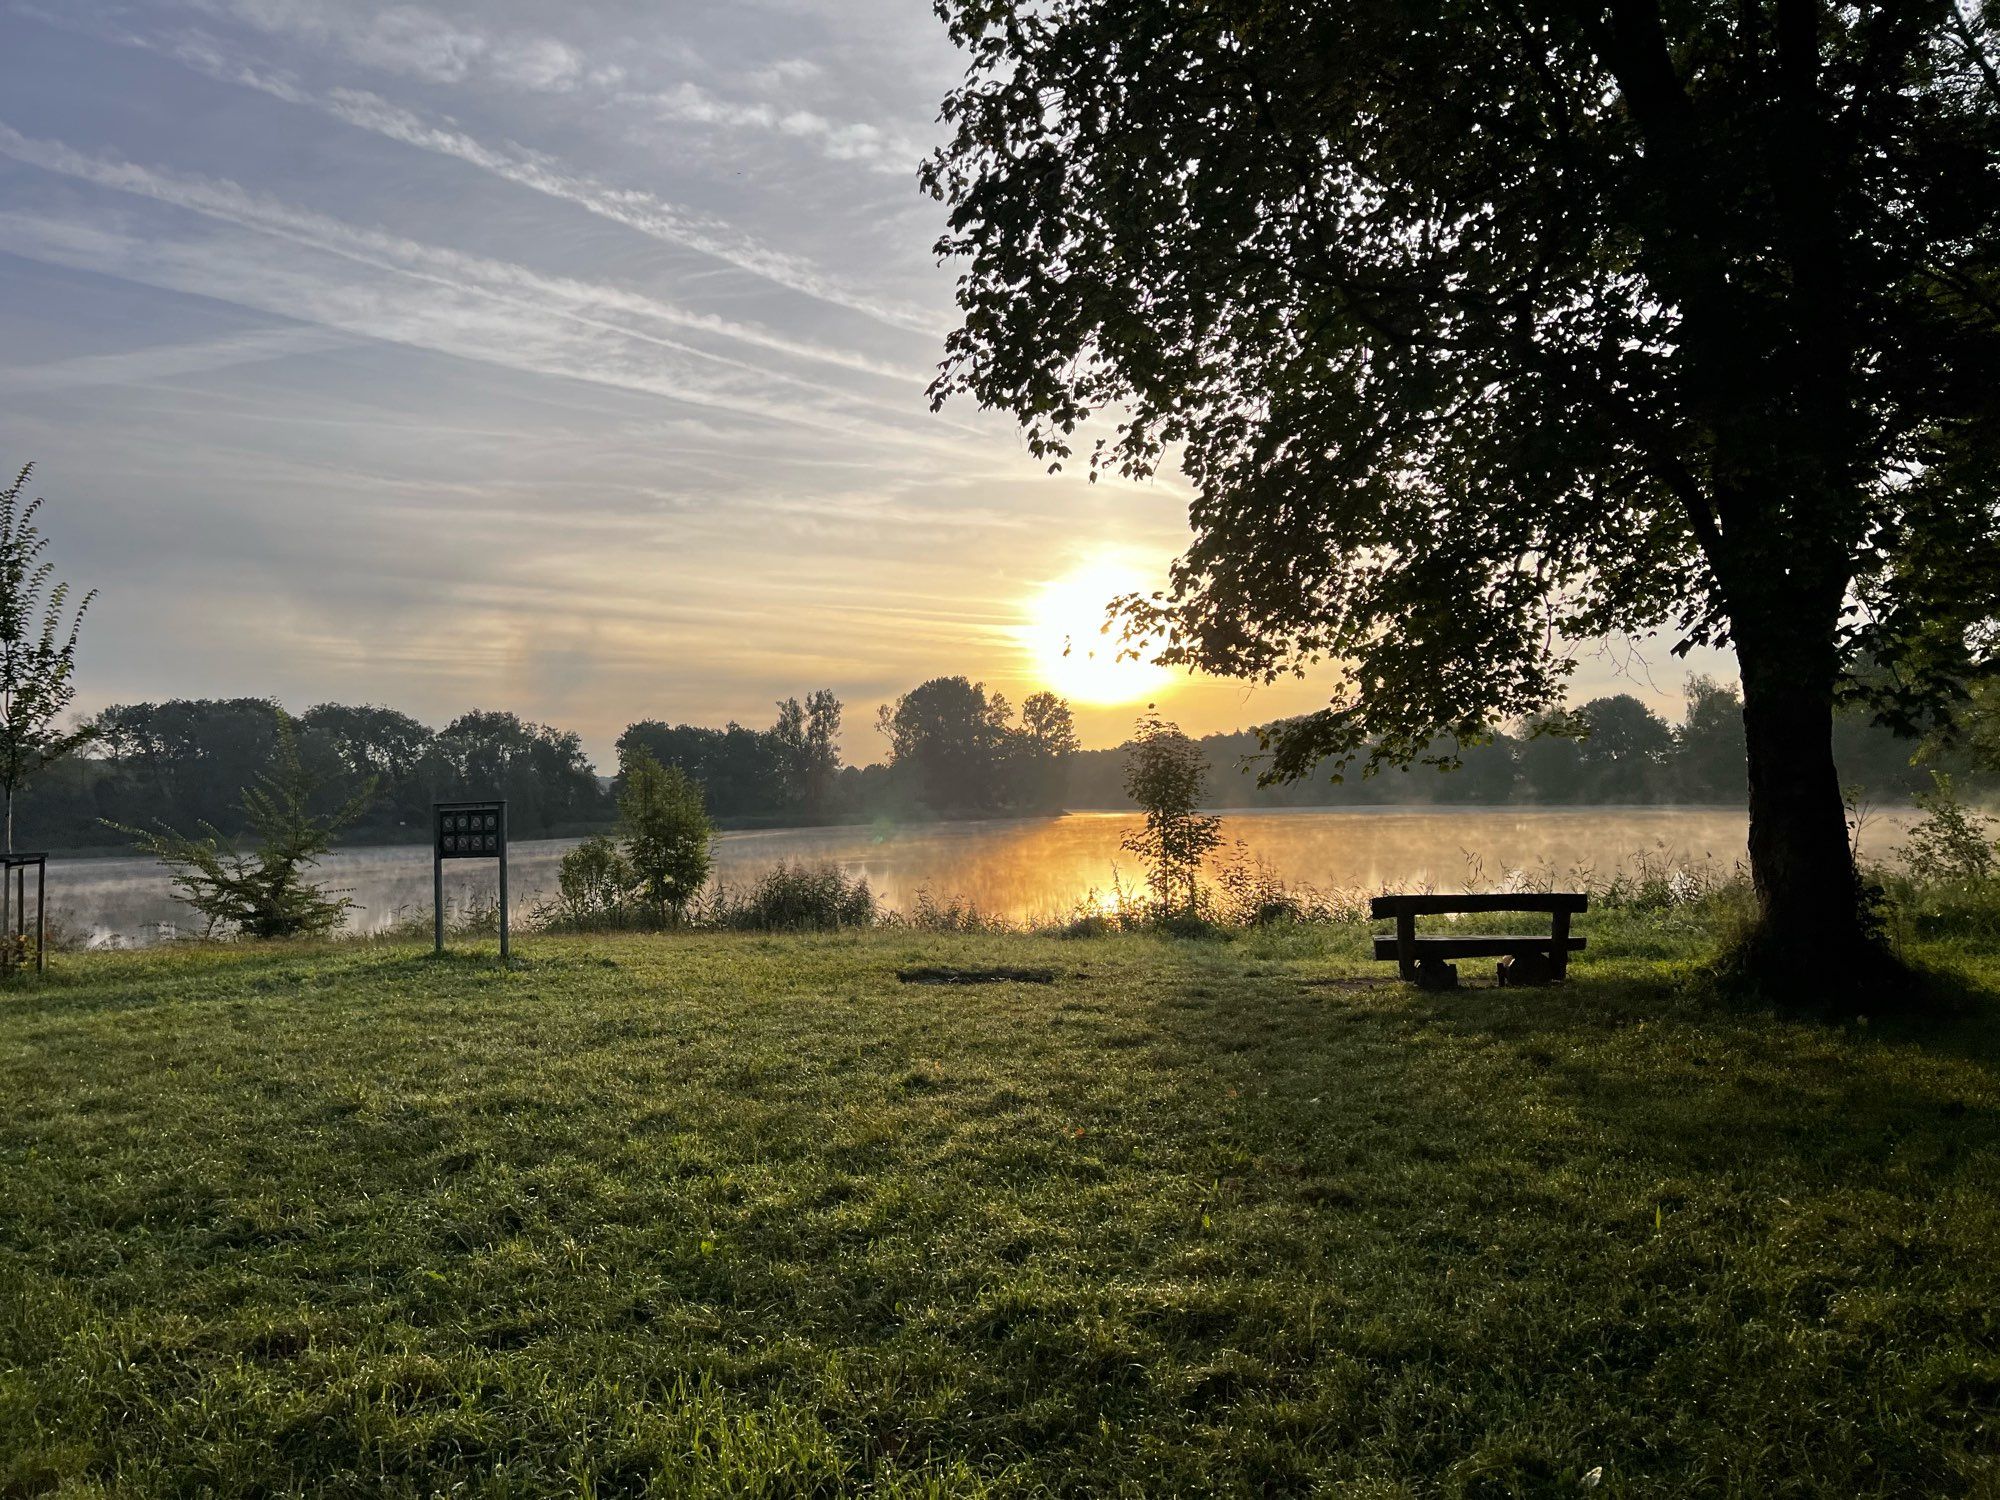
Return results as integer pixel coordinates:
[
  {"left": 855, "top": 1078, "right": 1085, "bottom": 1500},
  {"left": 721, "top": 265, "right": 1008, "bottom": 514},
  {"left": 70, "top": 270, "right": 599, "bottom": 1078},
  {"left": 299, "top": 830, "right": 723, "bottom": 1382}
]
[{"left": 46, "top": 804, "right": 1921, "bottom": 945}]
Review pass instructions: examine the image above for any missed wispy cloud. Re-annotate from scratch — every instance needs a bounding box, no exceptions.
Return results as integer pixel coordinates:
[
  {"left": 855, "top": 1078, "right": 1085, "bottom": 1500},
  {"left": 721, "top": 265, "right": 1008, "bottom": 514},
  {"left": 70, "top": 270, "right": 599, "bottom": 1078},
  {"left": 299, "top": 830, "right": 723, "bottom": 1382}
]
[
  {"left": 624, "top": 80, "right": 932, "bottom": 174},
  {"left": 182, "top": 0, "right": 587, "bottom": 92},
  {"left": 0, "top": 325, "right": 355, "bottom": 391},
  {"left": 314, "top": 84, "right": 945, "bottom": 332},
  {"left": 14, "top": 6, "right": 947, "bottom": 334},
  {"left": 0, "top": 123, "right": 971, "bottom": 453},
  {"left": 168, "top": 0, "right": 930, "bottom": 175}
]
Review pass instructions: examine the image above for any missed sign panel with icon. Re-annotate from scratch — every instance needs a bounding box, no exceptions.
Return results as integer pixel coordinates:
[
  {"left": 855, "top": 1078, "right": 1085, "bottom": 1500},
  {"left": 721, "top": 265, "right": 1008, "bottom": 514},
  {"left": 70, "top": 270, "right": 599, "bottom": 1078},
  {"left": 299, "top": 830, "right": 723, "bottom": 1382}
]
[
  {"left": 432, "top": 799, "right": 509, "bottom": 958},
  {"left": 437, "top": 804, "right": 503, "bottom": 858}
]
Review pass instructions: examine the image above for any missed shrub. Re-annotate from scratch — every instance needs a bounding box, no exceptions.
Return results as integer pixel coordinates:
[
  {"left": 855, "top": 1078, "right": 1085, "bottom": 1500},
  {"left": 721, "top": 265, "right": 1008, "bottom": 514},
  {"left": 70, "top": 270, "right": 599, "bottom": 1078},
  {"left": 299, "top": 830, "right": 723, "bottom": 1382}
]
[
  {"left": 555, "top": 834, "right": 637, "bottom": 928},
  {"left": 1899, "top": 772, "right": 1996, "bottom": 884},
  {"left": 714, "top": 863, "right": 875, "bottom": 931},
  {"left": 109, "top": 711, "right": 374, "bottom": 939},
  {"left": 620, "top": 750, "right": 713, "bottom": 921}
]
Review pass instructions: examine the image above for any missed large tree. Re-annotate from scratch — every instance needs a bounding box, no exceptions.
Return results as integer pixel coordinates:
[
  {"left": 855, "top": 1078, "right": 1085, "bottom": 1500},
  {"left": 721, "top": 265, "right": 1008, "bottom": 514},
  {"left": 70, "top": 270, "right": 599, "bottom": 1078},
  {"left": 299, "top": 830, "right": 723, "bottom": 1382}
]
[{"left": 924, "top": 0, "right": 2000, "bottom": 993}]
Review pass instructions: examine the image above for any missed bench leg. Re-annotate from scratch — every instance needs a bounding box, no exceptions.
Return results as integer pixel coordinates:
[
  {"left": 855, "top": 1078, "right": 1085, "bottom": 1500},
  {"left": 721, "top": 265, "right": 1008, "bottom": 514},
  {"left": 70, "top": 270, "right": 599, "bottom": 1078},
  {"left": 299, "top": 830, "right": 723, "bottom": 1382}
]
[
  {"left": 1551, "top": 909, "right": 1571, "bottom": 980},
  {"left": 1396, "top": 912, "right": 1417, "bottom": 981},
  {"left": 1416, "top": 958, "right": 1458, "bottom": 991}
]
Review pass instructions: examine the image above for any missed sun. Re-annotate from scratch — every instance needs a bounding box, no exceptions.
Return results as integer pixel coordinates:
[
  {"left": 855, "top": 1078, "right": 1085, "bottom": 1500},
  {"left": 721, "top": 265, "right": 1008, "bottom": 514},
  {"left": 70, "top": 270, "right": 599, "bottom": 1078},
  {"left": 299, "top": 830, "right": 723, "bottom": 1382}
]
[{"left": 1023, "top": 559, "right": 1174, "bottom": 705}]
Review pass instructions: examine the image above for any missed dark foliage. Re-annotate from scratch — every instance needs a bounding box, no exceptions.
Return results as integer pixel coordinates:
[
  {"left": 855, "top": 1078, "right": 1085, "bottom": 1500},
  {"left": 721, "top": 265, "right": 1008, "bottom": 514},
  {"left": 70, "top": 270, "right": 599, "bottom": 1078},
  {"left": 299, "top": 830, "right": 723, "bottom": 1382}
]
[{"left": 874, "top": 676, "right": 1078, "bottom": 815}]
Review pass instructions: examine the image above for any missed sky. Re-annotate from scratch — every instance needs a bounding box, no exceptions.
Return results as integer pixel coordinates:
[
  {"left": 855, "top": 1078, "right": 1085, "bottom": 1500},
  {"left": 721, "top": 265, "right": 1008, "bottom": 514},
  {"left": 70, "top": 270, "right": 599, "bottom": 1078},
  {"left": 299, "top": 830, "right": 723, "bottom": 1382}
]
[{"left": 0, "top": 0, "right": 1729, "bottom": 767}]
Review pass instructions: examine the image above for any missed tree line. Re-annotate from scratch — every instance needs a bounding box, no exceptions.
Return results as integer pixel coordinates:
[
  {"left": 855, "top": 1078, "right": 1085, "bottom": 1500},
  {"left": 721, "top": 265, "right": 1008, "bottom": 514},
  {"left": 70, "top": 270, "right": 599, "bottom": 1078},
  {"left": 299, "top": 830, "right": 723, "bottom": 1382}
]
[
  {"left": 14, "top": 677, "right": 1084, "bottom": 849},
  {"left": 10, "top": 671, "right": 1947, "bottom": 852}
]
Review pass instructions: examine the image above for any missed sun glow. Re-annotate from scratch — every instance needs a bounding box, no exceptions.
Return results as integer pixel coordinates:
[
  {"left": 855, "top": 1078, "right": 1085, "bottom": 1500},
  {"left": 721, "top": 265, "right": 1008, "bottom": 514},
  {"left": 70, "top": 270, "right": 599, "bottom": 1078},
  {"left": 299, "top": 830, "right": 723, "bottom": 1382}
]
[{"left": 1023, "top": 559, "right": 1174, "bottom": 705}]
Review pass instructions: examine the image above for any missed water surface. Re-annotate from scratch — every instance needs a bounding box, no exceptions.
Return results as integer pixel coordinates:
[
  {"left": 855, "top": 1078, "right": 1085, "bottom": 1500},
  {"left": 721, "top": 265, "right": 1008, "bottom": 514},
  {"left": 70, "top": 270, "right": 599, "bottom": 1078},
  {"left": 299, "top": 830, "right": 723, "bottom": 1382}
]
[{"left": 49, "top": 804, "right": 1918, "bottom": 944}]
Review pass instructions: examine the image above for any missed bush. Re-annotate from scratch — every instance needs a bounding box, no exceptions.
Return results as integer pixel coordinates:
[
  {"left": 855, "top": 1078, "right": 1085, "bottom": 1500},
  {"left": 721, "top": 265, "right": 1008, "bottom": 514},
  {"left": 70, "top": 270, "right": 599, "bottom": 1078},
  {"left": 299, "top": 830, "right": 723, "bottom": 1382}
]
[
  {"left": 714, "top": 863, "right": 875, "bottom": 931},
  {"left": 554, "top": 835, "right": 638, "bottom": 929},
  {"left": 620, "top": 751, "right": 712, "bottom": 921},
  {"left": 1899, "top": 772, "right": 1996, "bottom": 884}
]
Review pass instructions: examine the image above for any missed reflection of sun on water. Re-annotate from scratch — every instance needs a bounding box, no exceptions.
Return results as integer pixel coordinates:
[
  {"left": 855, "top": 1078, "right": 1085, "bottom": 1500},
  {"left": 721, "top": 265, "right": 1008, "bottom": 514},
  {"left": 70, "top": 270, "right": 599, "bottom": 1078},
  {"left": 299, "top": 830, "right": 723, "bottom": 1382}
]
[{"left": 1025, "top": 560, "right": 1174, "bottom": 704}]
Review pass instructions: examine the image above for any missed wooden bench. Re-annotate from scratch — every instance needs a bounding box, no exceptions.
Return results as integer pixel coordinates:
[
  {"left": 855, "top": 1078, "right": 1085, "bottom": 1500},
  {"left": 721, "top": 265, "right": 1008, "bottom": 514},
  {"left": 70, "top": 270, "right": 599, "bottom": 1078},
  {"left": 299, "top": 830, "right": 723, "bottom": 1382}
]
[{"left": 1370, "top": 893, "right": 1588, "bottom": 989}]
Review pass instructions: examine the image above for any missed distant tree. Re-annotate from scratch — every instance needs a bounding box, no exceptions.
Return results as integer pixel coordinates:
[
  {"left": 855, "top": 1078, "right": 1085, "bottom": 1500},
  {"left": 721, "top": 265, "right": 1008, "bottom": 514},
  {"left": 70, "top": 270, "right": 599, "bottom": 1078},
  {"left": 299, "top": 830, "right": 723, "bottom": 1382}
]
[
  {"left": 1833, "top": 696, "right": 1933, "bottom": 800},
  {"left": 0, "top": 464, "right": 95, "bottom": 853},
  {"left": 1021, "top": 691, "right": 1080, "bottom": 757},
  {"left": 300, "top": 702, "right": 435, "bottom": 829},
  {"left": 802, "top": 689, "right": 843, "bottom": 815},
  {"left": 1675, "top": 677, "right": 1749, "bottom": 803},
  {"left": 1576, "top": 696, "right": 1675, "bottom": 802},
  {"left": 769, "top": 689, "right": 845, "bottom": 816},
  {"left": 1121, "top": 711, "right": 1222, "bottom": 910},
  {"left": 110, "top": 711, "right": 375, "bottom": 939},
  {"left": 300, "top": 703, "right": 432, "bottom": 783},
  {"left": 619, "top": 721, "right": 727, "bottom": 805},
  {"left": 771, "top": 696, "right": 808, "bottom": 804},
  {"left": 619, "top": 749, "right": 713, "bottom": 921},
  {"left": 1516, "top": 712, "right": 1588, "bottom": 803},
  {"left": 89, "top": 698, "right": 286, "bottom": 830},
  {"left": 428, "top": 711, "right": 604, "bottom": 833},
  {"left": 1015, "top": 690, "right": 1080, "bottom": 809},
  {"left": 926, "top": 2, "right": 2000, "bottom": 994},
  {"left": 1436, "top": 728, "right": 1519, "bottom": 804},
  {"left": 617, "top": 714, "right": 803, "bottom": 820},
  {"left": 876, "top": 676, "right": 1013, "bottom": 814}
]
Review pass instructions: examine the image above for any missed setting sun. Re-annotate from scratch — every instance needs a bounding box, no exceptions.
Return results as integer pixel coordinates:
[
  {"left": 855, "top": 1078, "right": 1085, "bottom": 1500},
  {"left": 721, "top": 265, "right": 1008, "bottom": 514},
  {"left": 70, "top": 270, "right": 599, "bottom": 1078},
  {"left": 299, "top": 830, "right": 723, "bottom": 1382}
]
[{"left": 1023, "top": 559, "right": 1174, "bottom": 705}]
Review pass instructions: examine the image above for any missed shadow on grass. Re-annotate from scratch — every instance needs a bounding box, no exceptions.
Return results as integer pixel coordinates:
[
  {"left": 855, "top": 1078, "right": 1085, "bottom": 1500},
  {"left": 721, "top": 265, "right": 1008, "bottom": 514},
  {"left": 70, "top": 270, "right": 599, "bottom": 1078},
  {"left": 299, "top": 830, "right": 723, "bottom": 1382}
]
[{"left": 1253, "top": 965, "right": 2000, "bottom": 1189}]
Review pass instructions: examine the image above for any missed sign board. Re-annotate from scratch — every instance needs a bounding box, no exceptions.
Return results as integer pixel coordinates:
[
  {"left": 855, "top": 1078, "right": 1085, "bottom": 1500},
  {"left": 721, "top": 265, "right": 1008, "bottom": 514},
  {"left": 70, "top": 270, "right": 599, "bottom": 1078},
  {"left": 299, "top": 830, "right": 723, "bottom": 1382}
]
[
  {"left": 437, "top": 804, "right": 503, "bottom": 858},
  {"left": 432, "top": 799, "right": 509, "bottom": 959}
]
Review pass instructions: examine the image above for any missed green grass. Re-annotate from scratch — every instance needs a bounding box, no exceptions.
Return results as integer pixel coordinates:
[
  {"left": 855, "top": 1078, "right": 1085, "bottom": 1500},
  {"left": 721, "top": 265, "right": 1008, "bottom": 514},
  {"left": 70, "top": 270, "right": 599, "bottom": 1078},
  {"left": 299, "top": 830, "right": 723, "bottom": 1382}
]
[{"left": 2, "top": 916, "right": 1997, "bottom": 1496}]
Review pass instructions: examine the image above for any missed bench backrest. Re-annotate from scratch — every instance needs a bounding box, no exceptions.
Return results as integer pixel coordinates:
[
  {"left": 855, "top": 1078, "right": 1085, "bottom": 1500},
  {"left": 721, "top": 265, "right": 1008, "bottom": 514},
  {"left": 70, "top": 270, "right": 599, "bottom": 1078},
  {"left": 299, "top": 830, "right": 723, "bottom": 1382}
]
[{"left": 1369, "top": 892, "right": 1589, "bottom": 918}]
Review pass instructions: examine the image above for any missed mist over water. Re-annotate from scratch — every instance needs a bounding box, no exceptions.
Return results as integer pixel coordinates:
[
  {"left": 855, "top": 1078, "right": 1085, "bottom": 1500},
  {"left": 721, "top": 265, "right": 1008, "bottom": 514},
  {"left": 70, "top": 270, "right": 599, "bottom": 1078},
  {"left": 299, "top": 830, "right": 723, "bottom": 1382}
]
[{"left": 52, "top": 805, "right": 1918, "bottom": 945}]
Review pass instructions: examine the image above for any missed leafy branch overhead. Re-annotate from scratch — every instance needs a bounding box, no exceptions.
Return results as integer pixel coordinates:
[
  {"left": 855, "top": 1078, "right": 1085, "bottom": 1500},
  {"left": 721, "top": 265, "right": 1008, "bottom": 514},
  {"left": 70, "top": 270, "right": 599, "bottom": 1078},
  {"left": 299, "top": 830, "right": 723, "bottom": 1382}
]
[{"left": 925, "top": 1, "right": 2000, "bottom": 748}]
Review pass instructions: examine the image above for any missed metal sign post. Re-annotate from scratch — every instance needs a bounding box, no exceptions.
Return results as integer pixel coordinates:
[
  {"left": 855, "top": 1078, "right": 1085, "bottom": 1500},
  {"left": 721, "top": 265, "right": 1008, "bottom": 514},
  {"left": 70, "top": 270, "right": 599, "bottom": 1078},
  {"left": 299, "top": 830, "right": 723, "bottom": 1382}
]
[
  {"left": 0, "top": 853, "right": 47, "bottom": 974},
  {"left": 433, "top": 800, "right": 508, "bottom": 960}
]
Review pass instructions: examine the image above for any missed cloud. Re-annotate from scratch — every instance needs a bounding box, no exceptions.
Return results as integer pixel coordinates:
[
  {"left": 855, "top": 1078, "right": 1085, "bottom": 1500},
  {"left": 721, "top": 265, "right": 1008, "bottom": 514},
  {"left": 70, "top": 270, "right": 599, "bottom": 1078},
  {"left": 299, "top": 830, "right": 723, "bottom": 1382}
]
[
  {"left": 179, "top": 0, "right": 926, "bottom": 171},
  {"left": 182, "top": 0, "right": 582, "bottom": 92},
  {"left": 26, "top": 10, "right": 948, "bottom": 334},
  {"left": 485, "top": 35, "right": 585, "bottom": 92},
  {"left": 631, "top": 80, "right": 930, "bottom": 172},
  {"left": 316, "top": 86, "right": 946, "bottom": 332},
  {"left": 0, "top": 325, "right": 356, "bottom": 391},
  {"left": 0, "top": 121, "right": 920, "bottom": 386}
]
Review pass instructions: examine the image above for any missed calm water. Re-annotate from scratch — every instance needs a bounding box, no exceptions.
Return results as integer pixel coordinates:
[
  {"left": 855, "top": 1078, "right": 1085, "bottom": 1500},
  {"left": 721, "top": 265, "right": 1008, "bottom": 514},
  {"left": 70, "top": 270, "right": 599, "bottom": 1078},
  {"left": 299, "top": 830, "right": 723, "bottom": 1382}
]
[{"left": 47, "top": 805, "right": 1921, "bottom": 945}]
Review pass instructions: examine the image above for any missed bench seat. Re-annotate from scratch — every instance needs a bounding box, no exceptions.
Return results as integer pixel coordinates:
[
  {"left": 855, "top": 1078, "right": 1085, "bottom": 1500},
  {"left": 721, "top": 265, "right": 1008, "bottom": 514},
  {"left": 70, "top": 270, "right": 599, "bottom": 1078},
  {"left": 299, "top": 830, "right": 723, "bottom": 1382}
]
[{"left": 1371, "top": 934, "right": 1587, "bottom": 960}]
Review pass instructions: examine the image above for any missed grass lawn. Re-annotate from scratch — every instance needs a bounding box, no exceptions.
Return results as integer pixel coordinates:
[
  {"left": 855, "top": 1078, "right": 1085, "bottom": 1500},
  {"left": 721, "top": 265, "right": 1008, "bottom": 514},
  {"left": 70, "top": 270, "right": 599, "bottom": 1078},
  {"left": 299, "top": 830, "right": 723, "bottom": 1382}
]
[{"left": 2, "top": 919, "right": 1998, "bottom": 1495}]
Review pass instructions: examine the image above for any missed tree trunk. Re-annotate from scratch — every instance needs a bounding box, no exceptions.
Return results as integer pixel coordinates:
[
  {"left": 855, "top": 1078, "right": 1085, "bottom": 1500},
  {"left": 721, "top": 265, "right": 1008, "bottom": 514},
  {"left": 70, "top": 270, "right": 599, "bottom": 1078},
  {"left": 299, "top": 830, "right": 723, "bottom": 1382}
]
[{"left": 1734, "top": 612, "right": 1875, "bottom": 996}]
